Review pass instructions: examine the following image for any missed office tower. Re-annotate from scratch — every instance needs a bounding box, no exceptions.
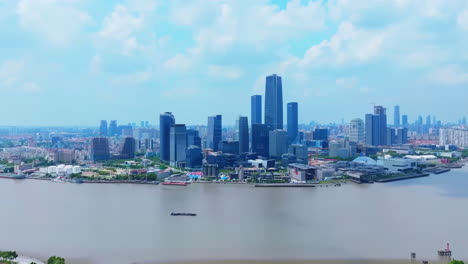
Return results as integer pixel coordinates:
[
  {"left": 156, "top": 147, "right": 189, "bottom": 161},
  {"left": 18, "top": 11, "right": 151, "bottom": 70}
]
[
  {"left": 265, "top": 74, "right": 283, "bottom": 130},
  {"left": 251, "top": 95, "right": 262, "bottom": 125},
  {"left": 402, "top": 115, "right": 408, "bottom": 127},
  {"left": 207, "top": 115, "right": 222, "bottom": 151},
  {"left": 90, "top": 137, "right": 110, "bottom": 161},
  {"left": 159, "top": 112, "right": 175, "bottom": 161},
  {"left": 269, "top": 130, "right": 288, "bottom": 158},
  {"left": 186, "top": 129, "right": 202, "bottom": 148},
  {"left": 251, "top": 124, "right": 269, "bottom": 157},
  {"left": 396, "top": 128, "right": 408, "bottom": 144},
  {"left": 118, "top": 125, "right": 133, "bottom": 137},
  {"left": 313, "top": 128, "right": 329, "bottom": 141},
  {"left": 432, "top": 116, "right": 437, "bottom": 127},
  {"left": 238, "top": 116, "right": 249, "bottom": 153},
  {"left": 386, "top": 128, "right": 396, "bottom": 146},
  {"left": 99, "top": 120, "right": 108, "bottom": 136},
  {"left": 140, "top": 121, "right": 145, "bottom": 127},
  {"left": 218, "top": 141, "right": 240, "bottom": 155},
  {"left": 186, "top": 146, "right": 202, "bottom": 168},
  {"left": 394, "top": 105, "right": 400, "bottom": 127},
  {"left": 145, "top": 121, "right": 149, "bottom": 127},
  {"left": 349, "top": 118, "right": 365, "bottom": 143},
  {"left": 463, "top": 116, "right": 467, "bottom": 126},
  {"left": 288, "top": 144, "right": 308, "bottom": 163},
  {"left": 426, "top": 115, "right": 431, "bottom": 126},
  {"left": 365, "top": 106, "right": 387, "bottom": 146},
  {"left": 119, "top": 137, "right": 136, "bottom": 159},
  {"left": 170, "top": 124, "right": 187, "bottom": 167},
  {"left": 418, "top": 115, "right": 423, "bottom": 124},
  {"left": 287, "top": 102, "right": 298, "bottom": 144},
  {"left": 108, "top": 120, "right": 117, "bottom": 136}
]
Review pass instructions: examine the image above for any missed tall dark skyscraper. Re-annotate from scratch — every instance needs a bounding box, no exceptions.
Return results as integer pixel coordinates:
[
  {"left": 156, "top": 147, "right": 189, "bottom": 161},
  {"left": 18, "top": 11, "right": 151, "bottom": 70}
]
[
  {"left": 313, "top": 128, "right": 328, "bottom": 141},
  {"left": 207, "top": 115, "right": 222, "bottom": 151},
  {"left": 394, "top": 105, "right": 400, "bottom": 127},
  {"left": 402, "top": 115, "right": 408, "bottom": 127},
  {"left": 186, "top": 129, "right": 201, "bottom": 148},
  {"left": 265, "top": 74, "right": 283, "bottom": 130},
  {"left": 238, "top": 116, "right": 249, "bottom": 153},
  {"left": 426, "top": 115, "right": 431, "bottom": 126},
  {"left": 395, "top": 128, "right": 408, "bottom": 145},
  {"left": 170, "top": 124, "right": 187, "bottom": 167},
  {"left": 90, "top": 137, "right": 110, "bottom": 161},
  {"left": 159, "top": 112, "right": 175, "bottom": 161},
  {"left": 119, "top": 137, "right": 136, "bottom": 159},
  {"left": 251, "top": 95, "right": 262, "bottom": 125},
  {"left": 99, "top": 120, "right": 108, "bottom": 136},
  {"left": 287, "top": 102, "right": 298, "bottom": 144},
  {"left": 365, "top": 106, "right": 387, "bottom": 146},
  {"left": 251, "top": 124, "right": 269, "bottom": 157},
  {"left": 108, "top": 120, "right": 117, "bottom": 136}
]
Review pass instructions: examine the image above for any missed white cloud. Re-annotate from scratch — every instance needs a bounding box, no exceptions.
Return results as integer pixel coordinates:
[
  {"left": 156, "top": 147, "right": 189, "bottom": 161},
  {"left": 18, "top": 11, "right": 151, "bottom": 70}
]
[
  {"left": 0, "top": 59, "right": 25, "bottom": 87},
  {"left": 16, "top": 0, "right": 91, "bottom": 46},
  {"left": 297, "top": 22, "right": 388, "bottom": 67},
  {"left": 0, "top": 59, "right": 41, "bottom": 93},
  {"left": 97, "top": 4, "right": 144, "bottom": 55},
  {"left": 207, "top": 65, "right": 243, "bottom": 80},
  {"left": 164, "top": 54, "right": 192, "bottom": 71},
  {"left": 431, "top": 65, "right": 468, "bottom": 85}
]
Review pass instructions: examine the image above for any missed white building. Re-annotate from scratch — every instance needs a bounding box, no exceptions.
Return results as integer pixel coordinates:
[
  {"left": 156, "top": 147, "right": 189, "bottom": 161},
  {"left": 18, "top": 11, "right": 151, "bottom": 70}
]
[
  {"left": 440, "top": 128, "right": 468, "bottom": 148},
  {"left": 381, "top": 158, "right": 417, "bottom": 173},
  {"left": 349, "top": 118, "right": 365, "bottom": 143}
]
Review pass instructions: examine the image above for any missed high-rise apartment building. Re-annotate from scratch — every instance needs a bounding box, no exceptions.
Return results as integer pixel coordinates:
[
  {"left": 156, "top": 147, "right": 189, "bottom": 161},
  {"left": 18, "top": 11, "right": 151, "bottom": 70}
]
[
  {"left": 349, "top": 118, "right": 365, "bottom": 143},
  {"left": 207, "top": 115, "right": 222, "bottom": 151},
  {"left": 287, "top": 102, "right": 298, "bottom": 144},
  {"left": 159, "top": 112, "right": 175, "bottom": 161},
  {"left": 402, "top": 115, "right": 408, "bottom": 127},
  {"left": 265, "top": 74, "right": 283, "bottom": 130},
  {"left": 440, "top": 128, "right": 468, "bottom": 148},
  {"left": 251, "top": 95, "right": 262, "bottom": 125}
]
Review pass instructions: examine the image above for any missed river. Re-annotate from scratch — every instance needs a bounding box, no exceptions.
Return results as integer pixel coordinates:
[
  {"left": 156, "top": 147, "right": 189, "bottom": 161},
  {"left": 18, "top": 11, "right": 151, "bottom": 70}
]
[{"left": 1, "top": 167, "right": 468, "bottom": 264}]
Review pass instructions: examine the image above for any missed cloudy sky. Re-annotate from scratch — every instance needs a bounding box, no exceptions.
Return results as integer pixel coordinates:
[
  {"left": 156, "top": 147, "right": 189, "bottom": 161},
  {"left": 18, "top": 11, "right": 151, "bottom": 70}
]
[{"left": 0, "top": 0, "right": 467, "bottom": 126}]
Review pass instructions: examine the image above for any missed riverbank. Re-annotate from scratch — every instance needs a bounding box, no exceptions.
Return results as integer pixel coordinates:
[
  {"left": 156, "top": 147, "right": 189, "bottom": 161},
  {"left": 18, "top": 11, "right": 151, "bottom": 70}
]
[{"left": 150, "top": 260, "right": 455, "bottom": 264}]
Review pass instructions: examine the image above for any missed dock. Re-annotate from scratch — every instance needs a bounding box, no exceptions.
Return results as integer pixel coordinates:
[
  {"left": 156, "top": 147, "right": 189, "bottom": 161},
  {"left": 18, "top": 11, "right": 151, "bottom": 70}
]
[{"left": 376, "top": 173, "right": 429, "bottom": 183}]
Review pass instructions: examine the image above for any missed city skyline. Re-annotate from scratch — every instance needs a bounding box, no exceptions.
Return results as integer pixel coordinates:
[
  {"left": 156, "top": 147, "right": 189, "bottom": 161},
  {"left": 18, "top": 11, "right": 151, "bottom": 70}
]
[{"left": 0, "top": 0, "right": 467, "bottom": 126}]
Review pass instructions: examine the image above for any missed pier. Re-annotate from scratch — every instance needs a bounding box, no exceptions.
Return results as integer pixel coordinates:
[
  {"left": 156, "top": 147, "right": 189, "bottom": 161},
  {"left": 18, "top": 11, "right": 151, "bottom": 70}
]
[{"left": 376, "top": 173, "right": 429, "bottom": 183}]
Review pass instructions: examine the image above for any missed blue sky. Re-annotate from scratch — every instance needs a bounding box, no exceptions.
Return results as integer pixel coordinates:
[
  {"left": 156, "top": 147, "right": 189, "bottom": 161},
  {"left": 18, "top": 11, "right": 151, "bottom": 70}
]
[{"left": 0, "top": 0, "right": 468, "bottom": 126}]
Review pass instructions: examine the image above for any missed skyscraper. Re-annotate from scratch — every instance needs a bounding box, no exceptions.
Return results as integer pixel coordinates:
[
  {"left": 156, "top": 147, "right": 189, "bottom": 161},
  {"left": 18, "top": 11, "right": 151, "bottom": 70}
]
[
  {"left": 186, "top": 129, "right": 201, "bottom": 148},
  {"left": 287, "top": 102, "right": 298, "bottom": 144},
  {"left": 207, "top": 115, "right": 222, "bottom": 151},
  {"left": 394, "top": 105, "right": 400, "bottom": 127},
  {"left": 426, "top": 115, "right": 431, "bottom": 126},
  {"left": 386, "top": 128, "right": 396, "bottom": 146},
  {"left": 119, "top": 137, "right": 136, "bottom": 159},
  {"left": 90, "top": 137, "right": 110, "bottom": 161},
  {"left": 395, "top": 128, "right": 408, "bottom": 145},
  {"left": 251, "top": 124, "right": 269, "bottom": 157},
  {"left": 365, "top": 106, "right": 387, "bottom": 146},
  {"left": 251, "top": 95, "right": 262, "bottom": 125},
  {"left": 170, "top": 124, "right": 187, "bottom": 167},
  {"left": 313, "top": 128, "right": 329, "bottom": 141},
  {"left": 269, "top": 130, "right": 288, "bottom": 158},
  {"left": 238, "top": 116, "right": 249, "bottom": 153},
  {"left": 402, "top": 115, "right": 408, "bottom": 127},
  {"left": 159, "top": 112, "right": 175, "bottom": 161},
  {"left": 265, "top": 74, "right": 283, "bottom": 130},
  {"left": 108, "top": 120, "right": 117, "bottom": 137},
  {"left": 99, "top": 120, "right": 108, "bottom": 137},
  {"left": 349, "top": 118, "right": 365, "bottom": 143}
]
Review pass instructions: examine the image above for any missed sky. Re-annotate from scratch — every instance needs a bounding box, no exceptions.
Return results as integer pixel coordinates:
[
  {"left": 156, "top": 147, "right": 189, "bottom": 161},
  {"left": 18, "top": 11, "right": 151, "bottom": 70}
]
[{"left": 0, "top": 0, "right": 468, "bottom": 127}]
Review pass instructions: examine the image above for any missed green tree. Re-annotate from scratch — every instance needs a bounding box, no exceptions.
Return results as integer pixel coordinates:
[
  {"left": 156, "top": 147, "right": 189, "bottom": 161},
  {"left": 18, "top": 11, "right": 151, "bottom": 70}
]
[
  {"left": 47, "top": 256, "right": 66, "bottom": 264},
  {"left": 0, "top": 250, "right": 18, "bottom": 260},
  {"left": 450, "top": 260, "right": 465, "bottom": 264}
]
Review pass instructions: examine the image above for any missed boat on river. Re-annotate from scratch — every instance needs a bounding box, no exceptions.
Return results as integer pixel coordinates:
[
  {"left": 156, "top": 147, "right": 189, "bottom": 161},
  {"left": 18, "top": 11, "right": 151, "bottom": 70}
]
[
  {"left": 171, "top": 212, "right": 197, "bottom": 216},
  {"left": 0, "top": 173, "right": 26, "bottom": 180}
]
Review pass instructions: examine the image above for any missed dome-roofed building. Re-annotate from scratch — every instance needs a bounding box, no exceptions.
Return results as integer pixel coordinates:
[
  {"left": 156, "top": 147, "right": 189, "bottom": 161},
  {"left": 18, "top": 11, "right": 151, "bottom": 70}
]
[{"left": 352, "top": 156, "right": 377, "bottom": 165}]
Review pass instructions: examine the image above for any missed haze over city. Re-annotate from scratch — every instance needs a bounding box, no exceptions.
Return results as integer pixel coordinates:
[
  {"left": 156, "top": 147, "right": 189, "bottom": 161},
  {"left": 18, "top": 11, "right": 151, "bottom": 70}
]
[{"left": 1, "top": 0, "right": 468, "bottom": 126}]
